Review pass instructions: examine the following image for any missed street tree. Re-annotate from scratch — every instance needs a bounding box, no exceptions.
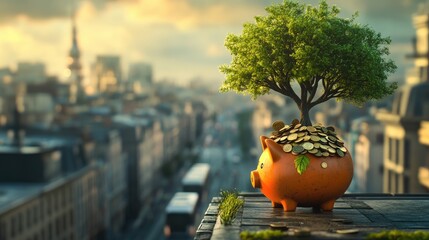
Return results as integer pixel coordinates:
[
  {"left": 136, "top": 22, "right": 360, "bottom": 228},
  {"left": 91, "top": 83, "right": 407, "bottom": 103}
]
[{"left": 219, "top": 0, "right": 397, "bottom": 126}]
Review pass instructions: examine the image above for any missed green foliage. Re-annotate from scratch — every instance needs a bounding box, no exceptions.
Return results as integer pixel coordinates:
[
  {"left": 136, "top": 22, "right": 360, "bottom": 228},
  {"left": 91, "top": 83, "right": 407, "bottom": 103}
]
[
  {"left": 219, "top": 189, "right": 244, "bottom": 225},
  {"left": 240, "top": 230, "right": 285, "bottom": 240},
  {"left": 294, "top": 154, "right": 310, "bottom": 175},
  {"left": 366, "top": 230, "right": 429, "bottom": 240},
  {"left": 220, "top": 0, "right": 397, "bottom": 124}
]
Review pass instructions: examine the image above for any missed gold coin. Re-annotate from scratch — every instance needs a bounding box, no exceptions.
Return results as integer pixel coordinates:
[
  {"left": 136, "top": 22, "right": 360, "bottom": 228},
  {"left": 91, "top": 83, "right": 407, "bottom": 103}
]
[
  {"left": 328, "top": 135, "right": 338, "bottom": 142},
  {"left": 294, "top": 123, "right": 302, "bottom": 129},
  {"left": 321, "top": 162, "right": 328, "bottom": 169},
  {"left": 321, "top": 127, "right": 328, "bottom": 133},
  {"left": 327, "top": 126, "right": 335, "bottom": 132},
  {"left": 307, "top": 126, "right": 316, "bottom": 132},
  {"left": 291, "top": 119, "right": 300, "bottom": 125},
  {"left": 290, "top": 129, "right": 299, "bottom": 133},
  {"left": 272, "top": 120, "right": 285, "bottom": 131},
  {"left": 336, "top": 229, "right": 359, "bottom": 234},
  {"left": 299, "top": 126, "right": 307, "bottom": 131},
  {"left": 315, "top": 151, "right": 322, "bottom": 157},
  {"left": 295, "top": 137, "right": 304, "bottom": 143},
  {"left": 320, "top": 144, "right": 328, "bottom": 150},
  {"left": 340, "top": 147, "right": 347, "bottom": 152},
  {"left": 288, "top": 133, "right": 298, "bottom": 141},
  {"left": 297, "top": 132, "right": 306, "bottom": 137},
  {"left": 310, "top": 135, "right": 320, "bottom": 142},
  {"left": 274, "top": 138, "right": 281, "bottom": 143},
  {"left": 279, "top": 125, "right": 290, "bottom": 132},
  {"left": 318, "top": 132, "right": 327, "bottom": 137},
  {"left": 292, "top": 145, "right": 304, "bottom": 154},
  {"left": 320, "top": 138, "right": 328, "bottom": 143},
  {"left": 329, "top": 142, "right": 338, "bottom": 148},
  {"left": 271, "top": 131, "right": 279, "bottom": 136},
  {"left": 328, "top": 147, "right": 336, "bottom": 154},
  {"left": 337, "top": 149, "right": 345, "bottom": 157},
  {"left": 322, "top": 152, "right": 329, "bottom": 157},
  {"left": 303, "top": 136, "right": 311, "bottom": 141},
  {"left": 280, "top": 136, "right": 288, "bottom": 141},
  {"left": 283, "top": 144, "right": 293, "bottom": 153},
  {"left": 302, "top": 142, "right": 314, "bottom": 150},
  {"left": 314, "top": 143, "right": 321, "bottom": 148},
  {"left": 309, "top": 148, "right": 318, "bottom": 154}
]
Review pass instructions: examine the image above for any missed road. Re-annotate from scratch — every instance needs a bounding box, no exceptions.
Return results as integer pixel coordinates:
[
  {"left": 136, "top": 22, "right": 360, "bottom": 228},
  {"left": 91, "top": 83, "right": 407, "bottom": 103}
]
[{"left": 123, "top": 109, "right": 259, "bottom": 240}]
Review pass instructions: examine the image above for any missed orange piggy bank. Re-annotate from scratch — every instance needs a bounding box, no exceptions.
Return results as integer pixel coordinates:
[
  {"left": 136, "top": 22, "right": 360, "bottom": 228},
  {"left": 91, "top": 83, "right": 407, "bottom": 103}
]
[{"left": 250, "top": 136, "right": 353, "bottom": 212}]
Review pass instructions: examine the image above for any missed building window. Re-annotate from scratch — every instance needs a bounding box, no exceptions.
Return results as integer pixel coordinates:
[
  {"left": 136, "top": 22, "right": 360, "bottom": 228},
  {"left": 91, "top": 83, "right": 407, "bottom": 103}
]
[
  {"left": 0, "top": 221, "right": 6, "bottom": 240},
  {"left": 56, "top": 217, "right": 61, "bottom": 236},
  {"left": 404, "top": 139, "right": 410, "bottom": 169},
  {"left": 376, "top": 133, "right": 384, "bottom": 144},
  {"left": 404, "top": 176, "right": 410, "bottom": 193},
  {"left": 47, "top": 197, "right": 51, "bottom": 215},
  {"left": 49, "top": 223, "right": 53, "bottom": 240},
  {"left": 11, "top": 216, "right": 16, "bottom": 238},
  {"left": 27, "top": 208, "right": 32, "bottom": 228},
  {"left": 18, "top": 212, "right": 23, "bottom": 234},
  {"left": 63, "top": 214, "right": 67, "bottom": 231},
  {"left": 33, "top": 206, "right": 37, "bottom": 224}
]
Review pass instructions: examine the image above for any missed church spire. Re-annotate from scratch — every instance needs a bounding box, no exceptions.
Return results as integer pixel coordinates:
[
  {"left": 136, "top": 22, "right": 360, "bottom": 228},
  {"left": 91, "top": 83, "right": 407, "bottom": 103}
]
[{"left": 68, "top": 7, "right": 84, "bottom": 103}]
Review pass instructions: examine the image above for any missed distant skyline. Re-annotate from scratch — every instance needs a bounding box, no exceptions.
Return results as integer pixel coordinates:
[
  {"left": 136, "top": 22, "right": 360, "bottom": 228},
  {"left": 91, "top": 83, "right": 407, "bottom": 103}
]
[{"left": 0, "top": 0, "right": 426, "bottom": 85}]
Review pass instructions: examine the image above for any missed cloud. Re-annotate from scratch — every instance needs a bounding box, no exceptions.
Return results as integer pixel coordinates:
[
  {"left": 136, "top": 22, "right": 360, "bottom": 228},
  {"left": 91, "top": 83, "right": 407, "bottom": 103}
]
[{"left": 0, "top": 0, "right": 424, "bottom": 85}]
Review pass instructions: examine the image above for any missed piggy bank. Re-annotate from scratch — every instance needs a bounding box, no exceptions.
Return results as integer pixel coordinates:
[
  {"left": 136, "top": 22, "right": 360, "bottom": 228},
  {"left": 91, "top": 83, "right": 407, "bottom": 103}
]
[{"left": 250, "top": 136, "right": 353, "bottom": 212}]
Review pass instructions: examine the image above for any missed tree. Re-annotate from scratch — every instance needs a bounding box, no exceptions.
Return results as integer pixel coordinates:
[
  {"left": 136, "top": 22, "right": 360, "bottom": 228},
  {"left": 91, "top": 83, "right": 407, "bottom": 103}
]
[{"left": 219, "top": 0, "right": 397, "bottom": 126}]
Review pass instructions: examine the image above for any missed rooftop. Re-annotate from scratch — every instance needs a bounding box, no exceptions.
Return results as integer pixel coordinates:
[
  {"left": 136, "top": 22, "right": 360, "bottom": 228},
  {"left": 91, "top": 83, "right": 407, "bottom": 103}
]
[{"left": 196, "top": 192, "right": 429, "bottom": 240}]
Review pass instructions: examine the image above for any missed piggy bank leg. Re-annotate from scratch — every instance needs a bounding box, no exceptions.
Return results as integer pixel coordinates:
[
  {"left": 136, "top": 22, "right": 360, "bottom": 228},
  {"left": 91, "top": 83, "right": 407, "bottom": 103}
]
[
  {"left": 280, "top": 199, "right": 297, "bottom": 212},
  {"left": 320, "top": 199, "right": 336, "bottom": 211},
  {"left": 272, "top": 201, "right": 282, "bottom": 208}
]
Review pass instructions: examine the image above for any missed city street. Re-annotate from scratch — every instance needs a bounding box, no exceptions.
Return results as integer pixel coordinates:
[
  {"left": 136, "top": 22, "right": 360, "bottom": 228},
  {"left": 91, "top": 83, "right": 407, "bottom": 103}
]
[{"left": 123, "top": 109, "right": 258, "bottom": 240}]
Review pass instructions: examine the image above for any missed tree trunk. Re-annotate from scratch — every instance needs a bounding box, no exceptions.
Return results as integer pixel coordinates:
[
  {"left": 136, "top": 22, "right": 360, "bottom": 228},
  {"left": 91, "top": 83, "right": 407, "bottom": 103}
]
[{"left": 300, "top": 105, "right": 312, "bottom": 126}]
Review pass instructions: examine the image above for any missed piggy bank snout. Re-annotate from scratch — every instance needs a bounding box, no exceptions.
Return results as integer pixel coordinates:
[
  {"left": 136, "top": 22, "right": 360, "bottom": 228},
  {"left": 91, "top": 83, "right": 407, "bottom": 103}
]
[{"left": 250, "top": 170, "right": 261, "bottom": 188}]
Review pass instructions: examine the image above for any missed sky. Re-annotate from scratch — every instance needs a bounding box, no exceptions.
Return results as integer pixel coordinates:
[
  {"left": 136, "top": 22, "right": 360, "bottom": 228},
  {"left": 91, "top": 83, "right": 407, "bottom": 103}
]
[{"left": 0, "top": 0, "right": 427, "bottom": 86}]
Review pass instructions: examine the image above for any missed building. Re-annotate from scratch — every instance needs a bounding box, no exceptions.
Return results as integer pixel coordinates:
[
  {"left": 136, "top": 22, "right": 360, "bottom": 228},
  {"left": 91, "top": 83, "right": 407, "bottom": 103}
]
[
  {"left": 128, "top": 62, "right": 153, "bottom": 94},
  {"left": 351, "top": 116, "right": 385, "bottom": 193},
  {"left": 376, "top": 9, "right": 429, "bottom": 193},
  {"left": 14, "top": 62, "right": 46, "bottom": 84},
  {"left": 0, "top": 132, "right": 104, "bottom": 240},
  {"left": 92, "top": 55, "right": 122, "bottom": 93}
]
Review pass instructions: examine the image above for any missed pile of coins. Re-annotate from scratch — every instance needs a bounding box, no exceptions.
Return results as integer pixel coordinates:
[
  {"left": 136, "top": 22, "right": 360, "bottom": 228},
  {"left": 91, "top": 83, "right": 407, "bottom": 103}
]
[{"left": 269, "top": 119, "right": 347, "bottom": 158}]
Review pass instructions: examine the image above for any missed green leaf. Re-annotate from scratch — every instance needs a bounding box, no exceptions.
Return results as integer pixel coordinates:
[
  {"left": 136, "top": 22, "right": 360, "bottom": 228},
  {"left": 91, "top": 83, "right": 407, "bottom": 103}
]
[{"left": 294, "top": 155, "right": 310, "bottom": 175}]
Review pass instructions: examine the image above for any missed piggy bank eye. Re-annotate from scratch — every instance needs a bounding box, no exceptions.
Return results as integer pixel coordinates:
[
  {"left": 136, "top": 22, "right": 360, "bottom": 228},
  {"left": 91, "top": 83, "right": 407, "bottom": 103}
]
[{"left": 260, "top": 162, "right": 264, "bottom": 169}]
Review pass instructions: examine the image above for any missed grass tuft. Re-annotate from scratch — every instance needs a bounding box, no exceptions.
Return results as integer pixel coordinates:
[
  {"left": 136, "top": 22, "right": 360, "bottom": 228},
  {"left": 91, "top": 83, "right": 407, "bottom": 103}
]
[
  {"left": 366, "top": 230, "right": 429, "bottom": 240},
  {"left": 240, "top": 230, "right": 284, "bottom": 240},
  {"left": 219, "top": 189, "right": 244, "bottom": 225}
]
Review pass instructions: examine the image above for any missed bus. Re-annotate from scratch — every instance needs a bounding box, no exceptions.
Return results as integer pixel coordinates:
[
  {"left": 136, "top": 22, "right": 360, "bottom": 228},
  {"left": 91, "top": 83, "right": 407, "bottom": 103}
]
[
  {"left": 164, "top": 192, "right": 199, "bottom": 239},
  {"left": 181, "top": 163, "right": 211, "bottom": 201}
]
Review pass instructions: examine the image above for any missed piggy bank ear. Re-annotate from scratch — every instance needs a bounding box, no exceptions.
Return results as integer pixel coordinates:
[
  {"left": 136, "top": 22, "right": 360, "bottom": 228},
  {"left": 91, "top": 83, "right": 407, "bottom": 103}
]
[
  {"left": 260, "top": 136, "right": 269, "bottom": 151},
  {"left": 264, "top": 139, "right": 283, "bottom": 162}
]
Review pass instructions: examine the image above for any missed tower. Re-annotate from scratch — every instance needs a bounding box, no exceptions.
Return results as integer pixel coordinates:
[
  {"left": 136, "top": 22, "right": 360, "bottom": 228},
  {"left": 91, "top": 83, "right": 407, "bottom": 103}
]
[
  {"left": 376, "top": 7, "right": 429, "bottom": 193},
  {"left": 68, "top": 12, "right": 84, "bottom": 103}
]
